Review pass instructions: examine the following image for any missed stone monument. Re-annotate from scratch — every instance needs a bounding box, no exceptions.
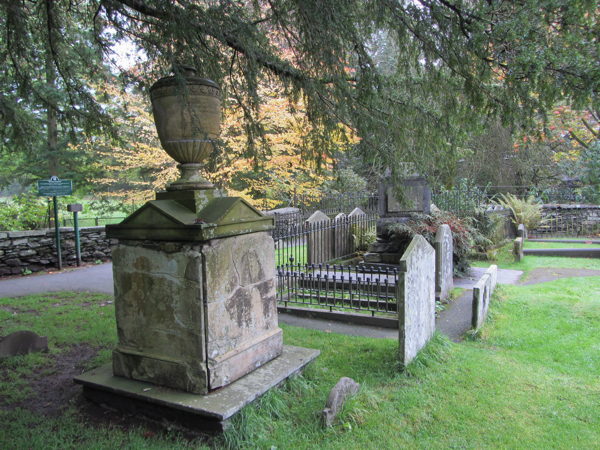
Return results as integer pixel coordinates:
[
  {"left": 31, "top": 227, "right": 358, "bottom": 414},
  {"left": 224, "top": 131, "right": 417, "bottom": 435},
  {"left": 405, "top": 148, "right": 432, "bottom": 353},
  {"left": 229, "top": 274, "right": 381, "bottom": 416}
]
[
  {"left": 363, "top": 171, "right": 431, "bottom": 265},
  {"left": 75, "top": 66, "right": 318, "bottom": 431}
]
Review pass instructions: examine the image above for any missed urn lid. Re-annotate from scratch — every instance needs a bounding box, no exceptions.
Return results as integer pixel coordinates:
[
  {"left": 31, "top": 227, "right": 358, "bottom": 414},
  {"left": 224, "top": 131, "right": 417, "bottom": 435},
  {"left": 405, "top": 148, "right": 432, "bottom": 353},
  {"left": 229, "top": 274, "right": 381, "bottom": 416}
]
[{"left": 149, "top": 65, "right": 220, "bottom": 93}]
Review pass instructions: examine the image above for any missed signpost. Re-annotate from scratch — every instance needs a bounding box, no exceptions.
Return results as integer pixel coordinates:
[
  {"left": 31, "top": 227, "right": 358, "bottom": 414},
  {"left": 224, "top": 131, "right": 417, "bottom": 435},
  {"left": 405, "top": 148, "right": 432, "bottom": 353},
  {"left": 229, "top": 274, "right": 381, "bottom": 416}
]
[{"left": 37, "top": 177, "right": 73, "bottom": 270}]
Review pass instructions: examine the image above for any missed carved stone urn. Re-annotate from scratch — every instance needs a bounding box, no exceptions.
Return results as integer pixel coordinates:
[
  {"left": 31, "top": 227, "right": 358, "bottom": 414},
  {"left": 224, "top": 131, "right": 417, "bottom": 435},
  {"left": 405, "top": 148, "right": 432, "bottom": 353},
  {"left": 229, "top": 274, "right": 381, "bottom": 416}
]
[{"left": 150, "top": 65, "right": 221, "bottom": 190}]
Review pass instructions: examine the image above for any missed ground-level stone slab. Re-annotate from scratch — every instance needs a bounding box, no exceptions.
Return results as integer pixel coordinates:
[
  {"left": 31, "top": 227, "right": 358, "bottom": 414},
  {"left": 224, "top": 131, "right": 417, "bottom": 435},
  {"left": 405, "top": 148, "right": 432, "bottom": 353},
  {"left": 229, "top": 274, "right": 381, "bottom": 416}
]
[{"left": 74, "top": 345, "right": 319, "bottom": 432}]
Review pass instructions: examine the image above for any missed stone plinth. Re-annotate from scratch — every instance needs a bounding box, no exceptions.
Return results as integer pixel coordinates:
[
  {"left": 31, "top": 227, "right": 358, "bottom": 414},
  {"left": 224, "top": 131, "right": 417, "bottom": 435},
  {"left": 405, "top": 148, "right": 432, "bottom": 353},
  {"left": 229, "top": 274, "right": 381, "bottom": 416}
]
[
  {"left": 75, "top": 345, "right": 319, "bottom": 432},
  {"left": 111, "top": 231, "right": 282, "bottom": 394},
  {"left": 104, "top": 191, "right": 284, "bottom": 395}
]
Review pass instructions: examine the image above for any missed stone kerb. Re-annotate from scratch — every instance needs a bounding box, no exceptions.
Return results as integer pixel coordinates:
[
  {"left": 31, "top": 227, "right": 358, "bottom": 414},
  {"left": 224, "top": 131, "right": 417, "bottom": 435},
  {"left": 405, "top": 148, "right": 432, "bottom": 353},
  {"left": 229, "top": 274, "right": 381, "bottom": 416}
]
[
  {"left": 397, "top": 234, "right": 436, "bottom": 366},
  {"left": 471, "top": 273, "right": 492, "bottom": 331},
  {"left": 434, "top": 224, "right": 453, "bottom": 302},
  {"left": 513, "top": 237, "right": 524, "bottom": 262},
  {"left": 306, "top": 210, "right": 332, "bottom": 264}
]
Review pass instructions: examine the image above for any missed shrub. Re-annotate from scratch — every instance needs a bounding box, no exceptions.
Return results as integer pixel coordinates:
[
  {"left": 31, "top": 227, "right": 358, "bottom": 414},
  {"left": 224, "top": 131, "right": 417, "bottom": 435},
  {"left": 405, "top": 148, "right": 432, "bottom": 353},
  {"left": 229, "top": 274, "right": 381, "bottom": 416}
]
[
  {"left": 495, "top": 193, "right": 543, "bottom": 229},
  {"left": 386, "top": 210, "right": 488, "bottom": 275},
  {"left": 0, "top": 190, "right": 48, "bottom": 231}
]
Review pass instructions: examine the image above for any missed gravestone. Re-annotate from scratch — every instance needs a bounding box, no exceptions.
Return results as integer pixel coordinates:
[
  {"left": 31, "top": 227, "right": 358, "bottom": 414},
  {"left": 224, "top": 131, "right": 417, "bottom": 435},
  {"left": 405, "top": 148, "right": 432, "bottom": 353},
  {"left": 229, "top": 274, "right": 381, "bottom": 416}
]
[
  {"left": 434, "top": 224, "right": 453, "bottom": 302},
  {"left": 471, "top": 273, "right": 492, "bottom": 331},
  {"left": 348, "top": 207, "right": 366, "bottom": 218},
  {"left": 306, "top": 210, "right": 332, "bottom": 264},
  {"left": 333, "top": 213, "right": 352, "bottom": 259},
  {"left": 517, "top": 224, "right": 527, "bottom": 239},
  {"left": 397, "top": 235, "right": 436, "bottom": 366},
  {"left": 513, "top": 237, "right": 524, "bottom": 261},
  {"left": 486, "top": 264, "right": 498, "bottom": 291},
  {"left": 322, "top": 377, "right": 360, "bottom": 427}
]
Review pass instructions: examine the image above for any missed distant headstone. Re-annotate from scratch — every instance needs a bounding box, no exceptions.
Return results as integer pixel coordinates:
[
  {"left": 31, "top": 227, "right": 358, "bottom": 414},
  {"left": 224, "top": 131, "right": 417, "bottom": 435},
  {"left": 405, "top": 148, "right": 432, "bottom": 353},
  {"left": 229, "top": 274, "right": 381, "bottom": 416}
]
[
  {"left": 306, "top": 210, "right": 332, "bottom": 264},
  {"left": 379, "top": 175, "right": 431, "bottom": 217},
  {"left": 322, "top": 377, "right": 360, "bottom": 427},
  {"left": 471, "top": 273, "right": 492, "bottom": 331},
  {"left": 333, "top": 213, "right": 352, "bottom": 258},
  {"left": 397, "top": 235, "right": 436, "bottom": 366},
  {"left": 434, "top": 224, "right": 454, "bottom": 302},
  {"left": 513, "top": 237, "right": 524, "bottom": 261},
  {"left": 0, "top": 331, "right": 48, "bottom": 357},
  {"left": 517, "top": 224, "right": 527, "bottom": 239},
  {"left": 348, "top": 207, "right": 366, "bottom": 218}
]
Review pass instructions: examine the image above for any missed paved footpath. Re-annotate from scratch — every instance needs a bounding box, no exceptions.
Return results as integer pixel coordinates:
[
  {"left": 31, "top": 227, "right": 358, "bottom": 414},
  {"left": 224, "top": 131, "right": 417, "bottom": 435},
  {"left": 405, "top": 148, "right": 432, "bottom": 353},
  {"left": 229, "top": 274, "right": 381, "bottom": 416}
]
[{"left": 0, "top": 263, "right": 532, "bottom": 341}]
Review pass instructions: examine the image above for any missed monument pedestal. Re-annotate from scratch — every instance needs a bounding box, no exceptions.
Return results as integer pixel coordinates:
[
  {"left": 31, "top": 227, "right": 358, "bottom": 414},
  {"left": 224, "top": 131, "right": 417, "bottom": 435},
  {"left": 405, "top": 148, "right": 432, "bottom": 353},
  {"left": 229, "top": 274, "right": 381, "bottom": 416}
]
[
  {"left": 75, "top": 345, "right": 319, "bottom": 432},
  {"left": 75, "top": 188, "right": 318, "bottom": 430}
]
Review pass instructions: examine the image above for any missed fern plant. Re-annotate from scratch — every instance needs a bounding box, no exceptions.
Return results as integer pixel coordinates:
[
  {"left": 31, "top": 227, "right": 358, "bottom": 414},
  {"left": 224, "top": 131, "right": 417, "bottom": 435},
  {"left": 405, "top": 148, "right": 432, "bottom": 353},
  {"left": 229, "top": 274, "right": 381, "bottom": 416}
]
[{"left": 495, "top": 193, "right": 544, "bottom": 230}]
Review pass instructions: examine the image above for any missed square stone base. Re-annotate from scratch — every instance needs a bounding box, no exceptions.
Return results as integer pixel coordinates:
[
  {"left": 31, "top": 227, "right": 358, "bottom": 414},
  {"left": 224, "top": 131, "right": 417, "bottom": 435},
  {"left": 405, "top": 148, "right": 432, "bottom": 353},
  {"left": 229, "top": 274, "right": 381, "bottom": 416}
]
[{"left": 74, "top": 345, "right": 319, "bottom": 432}]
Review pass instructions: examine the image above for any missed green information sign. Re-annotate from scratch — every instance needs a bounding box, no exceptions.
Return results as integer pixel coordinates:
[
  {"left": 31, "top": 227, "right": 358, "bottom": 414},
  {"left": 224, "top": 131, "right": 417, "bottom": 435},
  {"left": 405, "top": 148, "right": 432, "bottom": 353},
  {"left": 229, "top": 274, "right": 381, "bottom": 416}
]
[{"left": 37, "top": 177, "right": 73, "bottom": 197}]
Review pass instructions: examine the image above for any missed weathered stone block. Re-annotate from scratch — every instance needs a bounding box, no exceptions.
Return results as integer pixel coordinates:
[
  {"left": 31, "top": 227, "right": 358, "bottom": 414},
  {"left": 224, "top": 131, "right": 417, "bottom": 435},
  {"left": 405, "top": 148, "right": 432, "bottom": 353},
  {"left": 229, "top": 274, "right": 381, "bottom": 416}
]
[
  {"left": 471, "top": 273, "right": 492, "bottom": 331},
  {"left": 397, "top": 235, "right": 436, "bottom": 366},
  {"left": 434, "top": 224, "right": 453, "bottom": 302},
  {"left": 111, "top": 231, "right": 282, "bottom": 394},
  {"left": 513, "top": 237, "right": 524, "bottom": 262},
  {"left": 19, "top": 250, "right": 36, "bottom": 257}
]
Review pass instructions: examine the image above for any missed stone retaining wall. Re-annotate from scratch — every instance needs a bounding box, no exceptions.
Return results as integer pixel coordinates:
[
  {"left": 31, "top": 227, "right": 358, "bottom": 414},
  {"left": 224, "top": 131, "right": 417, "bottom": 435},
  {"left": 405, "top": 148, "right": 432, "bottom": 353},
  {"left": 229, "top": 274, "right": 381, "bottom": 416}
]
[{"left": 0, "top": 227, "right": 114, "bottom": 276}]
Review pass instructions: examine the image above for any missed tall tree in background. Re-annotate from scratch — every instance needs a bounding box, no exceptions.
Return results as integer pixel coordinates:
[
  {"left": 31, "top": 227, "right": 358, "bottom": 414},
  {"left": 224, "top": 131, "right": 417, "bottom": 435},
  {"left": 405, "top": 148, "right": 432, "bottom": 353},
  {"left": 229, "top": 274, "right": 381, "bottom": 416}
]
[{"left": 1, "top": 0, "right": 598, "bottom": 189}]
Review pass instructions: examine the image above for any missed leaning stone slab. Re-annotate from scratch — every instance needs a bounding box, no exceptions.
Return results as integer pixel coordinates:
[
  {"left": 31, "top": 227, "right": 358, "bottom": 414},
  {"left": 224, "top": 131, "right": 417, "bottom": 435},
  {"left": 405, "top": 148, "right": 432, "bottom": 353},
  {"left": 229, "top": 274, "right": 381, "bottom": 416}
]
[
  {"left": 485, "top": 264, "right": 498, "bottom": 291},
  {"left": 75, "top": 345, "right": 319, "bottom": 432},
  {"left": 322, "top": 377, "right": 360, "bottom": 427},
  {"left": 434, "top": 224, "right": 453, "bottom": 302},
  {"left": 0, "top": 330, "right": 48, "bottom": 357},
  {"left": 397, "top": 235, "right": 436, "bottom": 366},
  {"left": 513, "top": 237, "right": 524, "bottom": 262},
  {"left": 471, "top": 273, "right": 492, "bottom": 331}
]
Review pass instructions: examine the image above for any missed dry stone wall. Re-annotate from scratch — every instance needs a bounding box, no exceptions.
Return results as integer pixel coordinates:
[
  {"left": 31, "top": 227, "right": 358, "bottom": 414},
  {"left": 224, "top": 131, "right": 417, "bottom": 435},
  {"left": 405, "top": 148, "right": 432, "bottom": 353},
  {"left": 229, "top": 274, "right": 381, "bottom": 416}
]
[{"left": 0, "top": 227, "right": 115, "bottom": 276}]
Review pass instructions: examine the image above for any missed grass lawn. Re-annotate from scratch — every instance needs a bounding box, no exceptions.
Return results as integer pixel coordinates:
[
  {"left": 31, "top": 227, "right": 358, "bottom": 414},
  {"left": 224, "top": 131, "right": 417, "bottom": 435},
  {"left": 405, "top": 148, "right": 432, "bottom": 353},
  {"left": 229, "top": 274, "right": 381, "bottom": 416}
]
[
  {"left": 275, "top": 243, "right": 307, "bottom": 266},
  {"left": 524, "top": 241, "right": 600, "bottom": 249},
  {"left": 1, "top": 260, "right": 600, "bottom": 448},
  {"left": 472, "top": 241, "right": 600, "bottom": 273}
]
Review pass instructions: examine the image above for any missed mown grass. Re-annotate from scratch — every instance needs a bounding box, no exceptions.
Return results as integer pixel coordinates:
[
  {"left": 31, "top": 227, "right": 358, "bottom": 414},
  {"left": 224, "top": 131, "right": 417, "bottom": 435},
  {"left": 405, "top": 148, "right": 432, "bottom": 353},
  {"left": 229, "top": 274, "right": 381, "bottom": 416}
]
[
  {"left": 472, "top": 241, "right": 600, "bottom": 273},
  {"left": 524, "top": 241, "right": 600, "bottom": 249},
  {"left": 2, "top": 265, "right": 600, "bottom": 448}
]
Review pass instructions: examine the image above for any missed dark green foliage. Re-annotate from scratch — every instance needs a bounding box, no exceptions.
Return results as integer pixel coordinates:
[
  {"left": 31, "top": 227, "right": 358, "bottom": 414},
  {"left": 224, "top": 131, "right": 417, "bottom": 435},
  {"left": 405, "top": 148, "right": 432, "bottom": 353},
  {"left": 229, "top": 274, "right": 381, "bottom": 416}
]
[
  {"left": 1, "top": 0, "right": 599, "bottom": 190},
  {"left": 387, "top": 211, "right": 490, "bottom": 275},
  {"left": 0, "top": 189, "right": 49, "bottom": 231}
]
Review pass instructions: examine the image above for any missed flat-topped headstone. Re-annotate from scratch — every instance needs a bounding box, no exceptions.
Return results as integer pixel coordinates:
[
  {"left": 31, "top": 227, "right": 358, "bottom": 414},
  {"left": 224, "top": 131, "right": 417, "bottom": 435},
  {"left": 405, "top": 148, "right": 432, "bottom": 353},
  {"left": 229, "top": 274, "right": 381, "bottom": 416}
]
[
  {"left": 486, "top": 264, "right": 498, "bottom": 291},
  {"left": 397, "top": 235, "right": 436, "bottom": 366},
  {"left": 471, "top": 273, "right": 492, "bottom": 331},
  {"left": 513, "top": 237, "right": 524, "bottom": 261},
  {"left": 378, "top": 175, "right": 431, "bottom": 217},
  {"left": 434, "top": 224, "right": 453, "bottom": 302},
  {"left": 517, "top": 224, "right": 527, "bottom": 239}
]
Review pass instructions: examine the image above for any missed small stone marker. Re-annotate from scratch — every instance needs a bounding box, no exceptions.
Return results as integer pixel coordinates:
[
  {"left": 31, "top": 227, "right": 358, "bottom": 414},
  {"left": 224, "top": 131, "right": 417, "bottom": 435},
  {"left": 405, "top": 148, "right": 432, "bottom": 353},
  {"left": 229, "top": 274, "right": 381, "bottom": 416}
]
[
  {"left": 434, "top": 224, "right": 453, "bottom": 302},
  {"left": 322, "top": 377, "right": 360, "bottom": 427},
  {"left": 517, "top": 223, "right": 527, "bottom": 239},
  {"left": 397, "top": 235, "right": 436, "bottom": 366},
  {"left": 471, "top": 274, "right": 492, "bottom": 331},
  {"left": 513, "top": 237, "right": 524, "bottom": 261},
  {"left": 486, "top": 264, "right": 498, "bottom": 291},
  {"left": 0, "top": 330, "right": 48, "bottom": 357}
]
